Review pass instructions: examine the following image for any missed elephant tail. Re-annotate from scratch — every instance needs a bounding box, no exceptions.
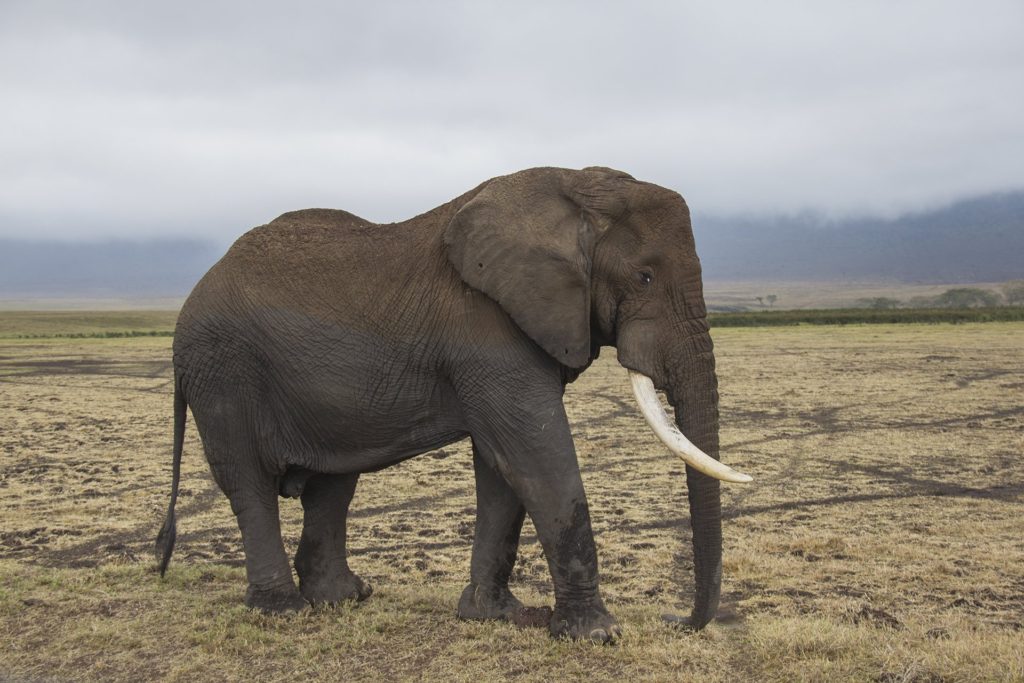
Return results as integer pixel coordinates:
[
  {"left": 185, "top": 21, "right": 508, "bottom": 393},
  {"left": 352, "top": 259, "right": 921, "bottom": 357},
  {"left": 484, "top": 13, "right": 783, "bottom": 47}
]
[{"left": 155, "top": 372, "right": 187, "bottom": 577}]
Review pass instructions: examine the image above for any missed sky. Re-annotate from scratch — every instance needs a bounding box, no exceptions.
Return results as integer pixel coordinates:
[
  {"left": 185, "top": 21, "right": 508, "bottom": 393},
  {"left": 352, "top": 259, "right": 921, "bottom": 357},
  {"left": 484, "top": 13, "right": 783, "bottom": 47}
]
[{"left": 1, "top": 1, "right": 1022, "bottom": 241}]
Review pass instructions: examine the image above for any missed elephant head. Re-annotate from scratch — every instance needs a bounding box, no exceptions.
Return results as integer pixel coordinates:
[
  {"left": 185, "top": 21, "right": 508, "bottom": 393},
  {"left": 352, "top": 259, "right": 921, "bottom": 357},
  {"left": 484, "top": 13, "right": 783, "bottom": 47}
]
[{"left": 445, "top": 166, "right": 751, "bottom": 630}]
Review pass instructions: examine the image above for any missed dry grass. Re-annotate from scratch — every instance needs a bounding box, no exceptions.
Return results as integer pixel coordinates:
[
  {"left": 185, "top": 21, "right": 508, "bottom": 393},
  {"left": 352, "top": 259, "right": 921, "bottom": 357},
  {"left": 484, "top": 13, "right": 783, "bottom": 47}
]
[{"left": 1, "top": 316, "right": 1022, "bottom": 681}]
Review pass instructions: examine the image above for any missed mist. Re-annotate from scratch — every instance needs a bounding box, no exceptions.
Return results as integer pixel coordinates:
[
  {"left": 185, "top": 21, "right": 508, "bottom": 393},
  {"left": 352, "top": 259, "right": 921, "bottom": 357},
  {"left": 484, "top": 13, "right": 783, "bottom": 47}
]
[{"left": 2, "top": 1, "right": 1023, "bottom": 242}]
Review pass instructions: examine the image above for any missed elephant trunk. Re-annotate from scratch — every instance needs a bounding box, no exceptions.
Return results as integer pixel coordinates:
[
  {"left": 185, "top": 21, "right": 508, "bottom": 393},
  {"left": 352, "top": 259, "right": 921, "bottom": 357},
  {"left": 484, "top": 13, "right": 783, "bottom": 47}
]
[{"left": 668, "top": 330, "right": 722, "bottom": 630}]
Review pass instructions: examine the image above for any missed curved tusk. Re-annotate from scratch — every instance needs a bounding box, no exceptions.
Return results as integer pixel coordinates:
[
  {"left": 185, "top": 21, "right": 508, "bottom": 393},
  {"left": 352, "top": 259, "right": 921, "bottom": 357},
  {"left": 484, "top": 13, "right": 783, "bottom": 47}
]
[{"left": 628, "top": 370, "right": 753, "bottom": 484}]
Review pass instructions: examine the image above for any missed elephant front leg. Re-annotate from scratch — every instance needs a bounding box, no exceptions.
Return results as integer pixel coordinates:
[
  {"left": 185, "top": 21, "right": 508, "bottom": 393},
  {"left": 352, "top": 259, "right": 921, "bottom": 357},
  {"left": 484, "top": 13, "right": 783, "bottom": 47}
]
[
  {"left": 525, "top": 481, "right": 619, "bottom": 642},
  {"left": 294, "top": 473, "right": 372, "bottom": 606},
  {"left": 458, "top": 443, "right": 526, "bottom": 621},
  {"left": 469, "top": 396, "right": 619, "bottom": 643}
]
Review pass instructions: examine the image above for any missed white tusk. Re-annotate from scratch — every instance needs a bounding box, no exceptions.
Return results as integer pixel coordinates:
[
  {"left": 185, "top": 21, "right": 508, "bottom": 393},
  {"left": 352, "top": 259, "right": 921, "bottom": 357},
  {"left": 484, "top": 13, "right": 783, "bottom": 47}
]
[{"left": 628, "top": 370, "right": 753, "bottom": 484}]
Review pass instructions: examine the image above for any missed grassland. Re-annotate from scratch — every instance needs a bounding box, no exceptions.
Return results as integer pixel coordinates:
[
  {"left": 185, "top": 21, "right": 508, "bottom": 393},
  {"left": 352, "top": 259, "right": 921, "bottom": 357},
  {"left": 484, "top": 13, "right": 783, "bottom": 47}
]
[
  {"left": 0, "top": 310, "right": 177, "bottom": 338},
  {"left": 0, "top": 313, "right": 1022, "bottom": 681},
  {"left": 710, "top": 307, "right": 1024, "bottom": 326},
  {"left": 703, "top": 280, "right": 1011, "bottom": 311}
]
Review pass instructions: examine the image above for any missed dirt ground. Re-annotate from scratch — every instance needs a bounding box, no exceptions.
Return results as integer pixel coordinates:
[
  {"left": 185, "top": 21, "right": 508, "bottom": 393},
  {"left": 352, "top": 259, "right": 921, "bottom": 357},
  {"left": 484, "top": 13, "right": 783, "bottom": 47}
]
[{"left": 0, "top": 320, "right": 1022, "bottom": 681}]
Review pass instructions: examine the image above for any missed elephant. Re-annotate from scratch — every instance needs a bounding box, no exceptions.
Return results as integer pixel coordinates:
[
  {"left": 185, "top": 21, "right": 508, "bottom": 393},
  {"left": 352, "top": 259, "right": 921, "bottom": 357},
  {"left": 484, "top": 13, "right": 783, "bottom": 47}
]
[{"left": 155, "top": 166, "right": 751, "bottom": 642}]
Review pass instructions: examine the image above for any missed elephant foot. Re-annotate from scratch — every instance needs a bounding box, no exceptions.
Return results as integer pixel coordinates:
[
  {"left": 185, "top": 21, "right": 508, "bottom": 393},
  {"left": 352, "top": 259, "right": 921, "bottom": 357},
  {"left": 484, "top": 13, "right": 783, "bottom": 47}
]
[
  {"left": 245, "top": 583, "right": 308, "bottom": 615},
  {"left": 549, "top": 599, "right": 621, "bottom": 643},
  {"left": 457, "top": 583, "right": 523, "bottom": 621},
  {"left": 300, "top": 571, "right": 373, "bottom": 607}
]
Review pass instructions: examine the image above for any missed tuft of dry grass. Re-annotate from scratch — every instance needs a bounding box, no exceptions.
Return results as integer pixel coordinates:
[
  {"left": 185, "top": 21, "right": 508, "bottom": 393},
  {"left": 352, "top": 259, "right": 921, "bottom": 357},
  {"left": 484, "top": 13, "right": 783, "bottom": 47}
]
[{"left": 0, "top": 315, "right": 1022, "bottom": 681}]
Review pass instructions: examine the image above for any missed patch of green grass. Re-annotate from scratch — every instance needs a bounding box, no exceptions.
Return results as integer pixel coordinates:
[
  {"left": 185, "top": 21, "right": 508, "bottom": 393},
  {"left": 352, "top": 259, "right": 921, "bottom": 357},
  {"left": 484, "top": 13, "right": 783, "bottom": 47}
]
[
  {"left": 709, "top": 306, "right": 1024, "bottom": 326},
  {"left": 0, "top": 310, "right": 178, "bottom": 338},
  {"left": 12, "top": 329, "right": 175, "bottom": 339}
]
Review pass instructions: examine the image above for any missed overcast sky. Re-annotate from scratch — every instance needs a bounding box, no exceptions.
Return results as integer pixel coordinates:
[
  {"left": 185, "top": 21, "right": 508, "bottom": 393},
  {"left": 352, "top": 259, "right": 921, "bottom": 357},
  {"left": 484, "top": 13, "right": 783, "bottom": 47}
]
[{"left": 1, "top": 1, "right": 1022, "bottom": 241}]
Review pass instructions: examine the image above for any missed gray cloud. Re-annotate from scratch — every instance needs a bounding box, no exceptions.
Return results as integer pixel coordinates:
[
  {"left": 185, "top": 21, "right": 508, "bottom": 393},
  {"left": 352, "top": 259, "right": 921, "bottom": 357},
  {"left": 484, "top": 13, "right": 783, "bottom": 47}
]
[{"left": 1, "top": 0, "right": 1022, "bottom": 239}]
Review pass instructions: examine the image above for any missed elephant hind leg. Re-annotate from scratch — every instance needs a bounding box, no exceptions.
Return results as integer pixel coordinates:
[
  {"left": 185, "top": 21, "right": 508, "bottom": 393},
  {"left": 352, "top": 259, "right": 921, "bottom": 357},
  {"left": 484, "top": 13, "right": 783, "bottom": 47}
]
[
  {"left": 197, "top": 399, "right": 306, "bottom": 614},
  {"left": 229, "top": 478, "right": 307, "bottom": 614},
  {"left": 458, "top": 442, "right": 526, "bottom": 621},
  {"left": 295, "top": 473, "right": 372, "bottom": 606}
]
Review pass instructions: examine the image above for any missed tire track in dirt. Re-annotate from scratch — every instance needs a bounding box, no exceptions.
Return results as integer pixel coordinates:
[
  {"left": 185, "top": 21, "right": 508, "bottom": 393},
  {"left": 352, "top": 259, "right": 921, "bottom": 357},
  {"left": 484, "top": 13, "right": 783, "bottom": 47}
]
[
  {"left": 722, "top": 479, "right": 1023, "bottom": 520},
  {"left": 724, "top": 405, "right": 1024, "bottom": 451},
  {"left": 19, "top": 476, "right": 223, "bottom": 569},
  {"left": 0, "top": 376, "right": 173, "bottom": 394},
  {"left": 0, "top": 358, "right": 172, "bottom": 378},
  {"left": 90, "top": 476, "right": 1017, "bottom": 573},
  {"left": 16, "top": 474, "right": 479, "bottom": 569}
]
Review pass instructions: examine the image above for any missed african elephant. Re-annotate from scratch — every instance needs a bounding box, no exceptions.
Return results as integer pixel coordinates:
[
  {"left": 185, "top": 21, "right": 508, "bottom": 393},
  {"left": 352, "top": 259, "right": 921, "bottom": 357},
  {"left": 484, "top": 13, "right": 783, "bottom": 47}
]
[{"left": 155, "top": 166, "right": 751, "bottom": 642}]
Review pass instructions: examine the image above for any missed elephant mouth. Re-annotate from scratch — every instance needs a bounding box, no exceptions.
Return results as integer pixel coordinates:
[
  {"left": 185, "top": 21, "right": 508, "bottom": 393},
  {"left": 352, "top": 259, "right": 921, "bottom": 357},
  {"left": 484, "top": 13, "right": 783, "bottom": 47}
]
[{"left": 627, "top": 370, "right": 752, "bottom": 484}]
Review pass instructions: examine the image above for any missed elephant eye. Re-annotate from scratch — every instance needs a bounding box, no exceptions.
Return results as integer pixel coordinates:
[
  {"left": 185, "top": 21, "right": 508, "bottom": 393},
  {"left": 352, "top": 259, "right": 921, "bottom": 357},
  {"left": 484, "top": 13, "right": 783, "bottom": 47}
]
[{"left": 638, "top": 271, "right": 654, "bottom": 286}]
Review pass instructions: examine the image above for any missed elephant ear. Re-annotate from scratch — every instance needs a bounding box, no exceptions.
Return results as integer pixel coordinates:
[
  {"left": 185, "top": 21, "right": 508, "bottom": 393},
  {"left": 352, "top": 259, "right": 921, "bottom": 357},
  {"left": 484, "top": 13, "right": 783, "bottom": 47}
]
[{"left": 444, "top": 168, "right": 610, "bottom": 368}]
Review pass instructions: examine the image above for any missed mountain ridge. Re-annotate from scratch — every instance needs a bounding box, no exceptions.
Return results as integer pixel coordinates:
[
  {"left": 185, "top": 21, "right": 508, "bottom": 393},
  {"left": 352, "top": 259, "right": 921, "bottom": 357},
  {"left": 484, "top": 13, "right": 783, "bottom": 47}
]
[
  {"left": 1, "top": 190, "right": 1022, "bottom": 298},
  {"left": 693, "top": 190, "right": 1024, "bottom": 282}
]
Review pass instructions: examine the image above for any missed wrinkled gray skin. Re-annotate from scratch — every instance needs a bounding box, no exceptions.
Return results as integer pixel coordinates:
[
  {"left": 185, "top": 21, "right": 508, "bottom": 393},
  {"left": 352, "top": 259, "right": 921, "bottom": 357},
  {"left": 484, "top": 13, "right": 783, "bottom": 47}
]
[{"left": 156, "top": 167, "right": 724, "bottom": 641}]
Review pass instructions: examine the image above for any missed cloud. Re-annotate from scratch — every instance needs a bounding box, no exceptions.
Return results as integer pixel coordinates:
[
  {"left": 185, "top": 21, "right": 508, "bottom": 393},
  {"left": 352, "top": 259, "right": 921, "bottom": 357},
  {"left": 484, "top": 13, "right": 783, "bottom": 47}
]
[{"left": 1, "top": 0, "right": 1022, "bottom": 239}]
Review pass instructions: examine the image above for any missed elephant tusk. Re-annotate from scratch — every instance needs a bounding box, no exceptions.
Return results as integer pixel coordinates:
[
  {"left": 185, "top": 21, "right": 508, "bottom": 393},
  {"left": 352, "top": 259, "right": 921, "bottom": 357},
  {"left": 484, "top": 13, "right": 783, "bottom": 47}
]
[{"left": 628, "top": 370, "right": 753, "bottom": 484}]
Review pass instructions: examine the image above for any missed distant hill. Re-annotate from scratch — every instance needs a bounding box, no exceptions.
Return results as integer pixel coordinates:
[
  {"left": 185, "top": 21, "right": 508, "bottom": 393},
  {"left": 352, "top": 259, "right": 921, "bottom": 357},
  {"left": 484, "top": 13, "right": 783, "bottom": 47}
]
[
  {"left": 0, "top": 239, "right": 225, "bottom": 298},
  {"left": 1, "top": 190, "right": 1022, "bottom": 300},
  {"left": 694, "top": 190, "right": 1024, "bottom": 282}
]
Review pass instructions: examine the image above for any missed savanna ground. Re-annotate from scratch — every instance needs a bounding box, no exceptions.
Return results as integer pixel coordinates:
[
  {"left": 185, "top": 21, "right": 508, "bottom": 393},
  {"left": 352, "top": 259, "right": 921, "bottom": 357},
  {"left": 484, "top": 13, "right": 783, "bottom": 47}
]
[{"left": 0, "top": 314, "right": 1022, "bottom": 682}]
